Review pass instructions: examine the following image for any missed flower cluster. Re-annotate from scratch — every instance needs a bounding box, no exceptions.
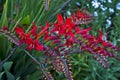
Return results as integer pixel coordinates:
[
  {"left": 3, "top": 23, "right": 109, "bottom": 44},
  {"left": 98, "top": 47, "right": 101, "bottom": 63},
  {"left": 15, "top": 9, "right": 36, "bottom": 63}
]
[
  {"left": 14, "top": 10, "right": 120, "bottom": 80},
  {"left": 15, "top": 22, "right": 50, "bottom": 51}
]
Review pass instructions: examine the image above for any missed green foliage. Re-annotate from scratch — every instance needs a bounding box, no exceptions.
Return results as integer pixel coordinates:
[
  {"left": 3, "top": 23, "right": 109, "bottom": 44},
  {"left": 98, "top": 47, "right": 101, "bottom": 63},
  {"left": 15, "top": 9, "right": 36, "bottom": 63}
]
[
  {"left": 0, "top": 0, "right": 120, "bottom": 80},
  {"left": 20, "top": 15, "right": 30, "bottom": 25},
  {"left": 0, "top": 72, "right": 4, "bottom": 80},
  {"left": 0, "top": 62, "right": 15, "bottom": 80},
  {"left": 0, "top": 0, "right": 8, "bottom": 27}
]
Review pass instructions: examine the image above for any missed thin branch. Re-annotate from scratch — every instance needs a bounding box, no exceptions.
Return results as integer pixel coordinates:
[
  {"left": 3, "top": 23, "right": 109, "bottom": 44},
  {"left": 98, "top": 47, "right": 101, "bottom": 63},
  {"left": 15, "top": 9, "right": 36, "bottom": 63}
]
[{"left": 24, "top": 50, "right": 54, "bottom": 80}]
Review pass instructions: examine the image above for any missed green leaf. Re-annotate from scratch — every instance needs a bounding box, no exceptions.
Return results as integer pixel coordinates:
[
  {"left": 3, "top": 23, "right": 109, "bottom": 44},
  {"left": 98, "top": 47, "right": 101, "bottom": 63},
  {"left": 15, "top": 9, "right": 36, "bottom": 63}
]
[
  {"left": 16, "top": 77, "right": 20, "bottom": 80},
  {"left": 0, "top": 72, "right": 4, "bottom": 80},
  {"left": 5, "top": 70, "right": 15, "bottom": 80},
  {"left": 3, "top": 62, "right": 13, "bottom": 71},
  {"left": 0, "top": 0, "right": 8, "bottom": 27},
  {"left": 0, "top": 36, "right": 9, "bottom": 59},
  {"left": 26, "top": 71, "right": 41, "bottom": 80},
  {"left": 3, "top": 62, "right": 14, "bottom": 80},
  {"left": 20, "top": 15, "right": 30, "bottom": 25}
]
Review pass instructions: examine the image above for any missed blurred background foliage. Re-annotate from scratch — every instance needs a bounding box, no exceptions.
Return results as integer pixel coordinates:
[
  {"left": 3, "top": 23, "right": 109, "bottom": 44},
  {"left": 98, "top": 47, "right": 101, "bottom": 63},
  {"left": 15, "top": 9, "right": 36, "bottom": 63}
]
[{"left": 0, "top": 0, "right": 120, "bottom": 80}]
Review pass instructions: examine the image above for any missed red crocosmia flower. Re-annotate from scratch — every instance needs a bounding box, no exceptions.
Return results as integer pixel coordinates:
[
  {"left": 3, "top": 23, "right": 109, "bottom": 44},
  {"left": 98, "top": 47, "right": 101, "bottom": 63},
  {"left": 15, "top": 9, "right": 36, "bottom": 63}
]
[
  {"left": 57, "top": 14, "right": 64, "bottom": 25},
  {"left": 64, "top": 18, "right": 72, "bottom": 31},
  {"left": 15, "top": 27, "right": 25, "bottom": 38},
  {"left": 96, "top": 30, "right": 113, "bottom": 47},
  {"left": 96, "top": 30, "right": 104, "bottom": 43},
  {"left": 63, "top": 18, "right": 75, "bottom": 38},
  {"left": 52, "top": 14, "right": 65, "bottom": 36},
  {"left": 15, "top": 27, "right": 27, "bottom": 45},
  {"left": 28, "top": 25, "right": 37, "bottom": 37},
  {"left": 15, "top": 27, "right": 43, "bottom": 51},
  {"left": 76, "top": 10, "right": 87, "bottom": 18},
  {"left": 44, "top": 32, "right": 50, "bottom": 41},
  {"left": 65, "top": 18, "right": 75, "bottom": 29},
  {"left": 52, "top": 23, "right": 64, "bottom": 35},
  {"left": 77, "top": 10, "right": 91, "bottom": 20},
  {"left": 77, "top": 27, "right": 91, "bottom": 35},
  {"left": 38, "top": 22, "right": 50, "bottom": 38},
  {"left": 87, "top": 35, "right": 95, "bottom": 42},
  {"left": 94, "top": 46, "right": 102, "bottom": 52},
  {"left": 65, "top": 37, "right": 74, "bottom": 47},
  {"left": 65, "top": 31, "right": 74, "bottom": 40},
  {"left": 25, "top": 38, "right": 43, "bottom": 51},
  {"left": 71, "top": 10, "right": 92, "bottom": 25},
  {"left": 24, "top": 33, "right": 43, "bottom": 51},
  {"left": 34, "top": 40, "right": 43, "bottom": 51},
  {"left": 24, "top": 35, "right": 33, "bottom": 45},
  {"left": 22, "top": 35, "right": 35, "bottom": 50},
  {"left": 97, "top": 30, "right": 119, "bottom": 50},
  {"left": 52, "top": 13, "right": 75, "bottom": 38},
  {"left": 15, "top": 27, "right": 35, "bottom": 46},
  {"left": 102, "top": 41, "right": 112, "bottom": 47},
  {"left": 76, "top": 27, "right": 91, "bottom": 39},
  {"left": 25, "top": 39, "right": 43, "bottom": 51},
  {"left": 49, "top": 36, "right": 59, "bottom": 40},
  {"left": 75, "top": 27, "right": 81, "bottom": 33},
  {"left": 26, "top": 40, "right": 34, "bottom": 50}
]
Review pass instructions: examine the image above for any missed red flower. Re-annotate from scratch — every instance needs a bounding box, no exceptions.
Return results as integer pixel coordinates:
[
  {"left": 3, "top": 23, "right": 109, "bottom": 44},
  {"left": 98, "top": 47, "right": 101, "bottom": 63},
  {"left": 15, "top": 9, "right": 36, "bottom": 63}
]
[
  {"left": 87, "top": 35, "right": 95, "bottom": 42},
  {"left": 96, "top": 30, "right": 103, "bottom": 43},
  {"left": 63, "top": 18, "right": 75, "bottom": 38},
  {"left": 25, "top": 37, "right": 34, "bottom": 50},
  {"left": 28, "top": 24, "right": 38, "bottom": 37},
  {"left": 44, "top": 31, "right": 50, "bottom": 41},
  {"left": 96, "top": 30, "right": 113, "bottom": 47},
  {"left": 15, "top": 27, "right": 25, "bottom": 38},
  {"left": 15, "top": 27, "right": 27, "bottom": 45},
  {"left": 71, "top": 10, "right": 92, "bottom": 25},
  {"left": 65, "top": 37, "right": 74, "bottom": 47},
  {"left": 77, "top": 27, "right": 91, "bottom": 35},
  {"left": 15, "top": 26, "right": 43, "bottom": 51},
  {"left": 64, "top": 18, "right": 75, "bottom": 29},
  {"left": 52, "top": 14, "right": 64, "bottom": 35},
  {"left": 57, "top": 14, "right": 64, "bottom": 25},
  {"left": 52, "top": 23, "right": 64, "bottom": 35},
  {"left": 52, "top": 14, "right": 76, "bottom": 39},
  {"left": 38, "top": 22, "right": 50, "bottom": 38},
  {"left": 34, "top": 40, "right": 43, "bottom": 51},
  {"left": 25, "top": 39, "right": 43, "bottom": 51}
]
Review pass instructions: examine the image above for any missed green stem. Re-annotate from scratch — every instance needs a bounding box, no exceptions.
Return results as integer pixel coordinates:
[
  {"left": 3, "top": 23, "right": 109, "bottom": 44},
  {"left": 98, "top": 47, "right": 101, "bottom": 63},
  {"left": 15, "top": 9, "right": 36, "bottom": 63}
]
[{"left": 24, "top": 50, "right": 53, "bottom": 80}]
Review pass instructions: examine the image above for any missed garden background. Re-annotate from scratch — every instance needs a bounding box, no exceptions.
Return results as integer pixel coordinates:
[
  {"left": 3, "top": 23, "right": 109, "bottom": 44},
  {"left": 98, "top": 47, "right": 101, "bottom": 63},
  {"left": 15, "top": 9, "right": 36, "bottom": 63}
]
[{"left": 0, "top": 0, "right": 120, "bottom": 80}]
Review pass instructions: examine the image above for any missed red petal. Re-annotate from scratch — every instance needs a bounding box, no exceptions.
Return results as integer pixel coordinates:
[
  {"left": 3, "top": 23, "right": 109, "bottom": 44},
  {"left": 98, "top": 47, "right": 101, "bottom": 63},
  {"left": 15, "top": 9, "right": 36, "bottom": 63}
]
[
  {"left": 96, "top": 30, "right": 104, "bottom": 42},
  {"left": 15, "top": 27, "right": 25, "bottom": 36},
  {"left": 25, "top": 35, "right": 34, "bottom": 45},
  {"left": 38, "top": 22, "right": 49, "bottom": 37},
  {"left": 78, "top": 27, "right": 91, "bottom": 34},
  {"left": 44, "top": 32, "right": 50, "bottom": 40},
  {"left": 65, "top": 18, "right": 72, "bottom": 26},
  {"left": 57, "top": 14, "right": 63, "bottom": 24},
  {"left": 28, "top": 25, "right": 37, "bottom": 36},
  {"left": 34, "top": 40, "right": 43, "bottom": 51}
]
